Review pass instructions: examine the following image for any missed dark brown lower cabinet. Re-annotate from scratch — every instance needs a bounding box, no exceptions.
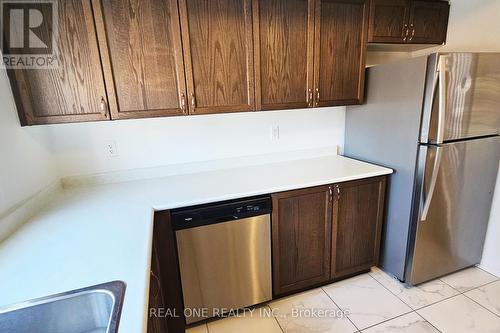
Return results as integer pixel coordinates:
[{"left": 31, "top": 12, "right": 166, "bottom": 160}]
[
  {"left": 148, "top": 211, "right": 185, "bottom": 333},
  {"left": 148, "top": 240, "right": 168, "bottom": 333},
  {"left": 272, "top": 176, "right": 387, "bottom": 296},
  {"left": 331, "top": 176, "right": 387, "bottom": 279},
  {"left": 149, "top": 175, "right": 387, "bottom": 329},
  {"left": 271, "top": 186, "right": 333, "bottom": 296}
]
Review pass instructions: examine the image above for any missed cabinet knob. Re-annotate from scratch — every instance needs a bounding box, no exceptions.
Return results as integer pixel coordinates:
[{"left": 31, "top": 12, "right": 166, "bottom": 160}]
[
  {"left": 190, "top": 93, "right": 196, "bottom": 112},
  {"left": 402, "top": 24, "right": 409, "bottom": 42},
  {"left": 308, "top": 89, "right": 313, "bottom": 107},
  {"left": 100, "top": 97, "right": 108, "bottom": 115},
  {"left": 409, "top": 24, "right": 415, "bottom": 41},
  {"left": 180, "top": 93, "right": 187, "bottom": 113}
]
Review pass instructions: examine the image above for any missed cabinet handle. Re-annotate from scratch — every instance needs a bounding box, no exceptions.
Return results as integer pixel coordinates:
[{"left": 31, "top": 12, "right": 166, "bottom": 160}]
[
  {"left": 100, "top": 97, "right": 108, "bottom": 115},
  {"left": 308, "top": 89, "right": 313, "bottom": 107},
  {"left": 335, "top": 185, "right": 340, "bottom": 201},
  {"left": 190, "top": 93, "right": 196, "bottom": 112},
  {"left": 409, "top": 24, "right": 415, "bottom": 41},
  {"left": 329, "top": 186, "right": 333, "bottom": 202},
  {"left": 402, "top": 24, "right": 409, "bottom": 42},
  {"left": 315, "top": 88, "right": 320, "bottom": 107},
  {"left": 180, "top": 93, "right": 187, "bottom": 113}
]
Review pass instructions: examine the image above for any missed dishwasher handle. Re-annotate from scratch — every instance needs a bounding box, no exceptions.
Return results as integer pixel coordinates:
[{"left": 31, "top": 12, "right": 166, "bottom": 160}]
[{"left": 170, "top": 196, "right": 272, "bottom": 230}]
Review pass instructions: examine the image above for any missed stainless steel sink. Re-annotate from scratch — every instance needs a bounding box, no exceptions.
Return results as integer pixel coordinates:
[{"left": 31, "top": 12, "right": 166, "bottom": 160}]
[{"left": 0, "top": 281, "right": 126, "bottom": 333}]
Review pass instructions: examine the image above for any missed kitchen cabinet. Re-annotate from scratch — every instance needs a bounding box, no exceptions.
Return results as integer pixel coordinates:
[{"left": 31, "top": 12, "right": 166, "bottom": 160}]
[
  {"left": 368, "top": 0, "right": 449, "bottom": 44},
  {"left": 253, "top": 0, "right": 368, "bottom": 110},
  {"left": 368, "top": 0, "right": 410, "bottom": 43},
  {"left": 272, "top": 176, "right": 387, "bottom": 295},
  {"left": 271, "top": 186, "right": 333, "bottom": 296},
  {"left": 7, "top": 0, "right": 109, "bottom": 125},
  {"left": 10, "top": 0, "right": 373, "bottom": 125},
  {"left": 331, "top": 176, "right": 387, "bottom": 279},
  {"left": 178, "top": 0, "right": 255, "bottom": 115},
  {"left": 408, "top": 1, "right": 450, "bottom": 44},
  {"left": 93, "top": 0, "right": 187, "bottom": 119},
  {"left": 148, "top": 211, "right": 185, "bottom": 333},
  {"left": 313, "top": 0, "right": 369, "bottom": 106},
  {"left": 148, "top": 240, "right": 168, "bottom": 333},
  {"left": 252, "top": 0, "right": 315, "bottom": 110}
]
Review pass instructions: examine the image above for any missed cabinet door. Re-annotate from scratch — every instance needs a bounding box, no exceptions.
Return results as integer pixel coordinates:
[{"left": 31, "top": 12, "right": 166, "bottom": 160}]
[
  {"left": 179, "top": 0, "right": 255, "bottom": 115},
  {"left": 331, "top": 177, "right": 386, "bottom": 279},
  {"left": 147, "top": 241, "right": 169, "bottom": 333},
  {"left": 408, "top": 1, "right": 449, "bottom": 44},
  {"left": 253, "top": 0, "right": 315, "bottom": 110},
  {"left": 93, "top": 0, "right": 187, "bottom": 119},
  {"left": 313, "top": 0, "right": 368, "bottom": 107},
  {"left": 272, "top": 186, "right": 332, "bottom": 296},
  {"left": 368, "top": 0, "right": 410, "bottom": 43},
  {"left": 7, "top": 1, "right": 109, "bottom": 125},
  {"left": 151, "top": 211, "right": 186, "bottom": 332}
]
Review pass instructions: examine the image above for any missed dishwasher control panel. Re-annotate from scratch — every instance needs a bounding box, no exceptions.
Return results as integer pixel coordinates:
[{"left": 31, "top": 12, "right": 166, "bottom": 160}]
[{"left": 170, "top": 196, "right": 272, "bottom": 230}]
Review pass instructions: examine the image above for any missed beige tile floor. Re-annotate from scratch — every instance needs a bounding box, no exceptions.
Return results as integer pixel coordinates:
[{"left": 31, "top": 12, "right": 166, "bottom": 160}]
[{"left": 187, "top": 266, "right": 500, "bottom": 333}]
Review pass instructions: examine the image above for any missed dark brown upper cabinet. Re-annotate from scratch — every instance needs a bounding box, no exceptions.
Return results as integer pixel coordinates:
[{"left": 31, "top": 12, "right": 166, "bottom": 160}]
[
  {"left": 93, "top": 0, "right": 187, "bottom": 120},
  {"left": 253, "top": 0, "right": 368, "bottom": 110},
  {"left": 408, "top": 1, "right": 450, "bottom": 44},
  {"left": 272, "top": 186, "right": 332, "bottom": 296},
  {"left": 313, "top": 0, "right": 369, "bottom": 107},
  {"left": 368, "top": 0, "right": 410, "bottom": 43},
  {"left": 8, "top": 1, "right": 109, "bottom": 125},
  {"left": 368, "top": 0, "right": 449, "bottom": 44},
  {"left": 252, "top": 0, "right": 315, "bottom": 111},
  {"left": 178, "top": 0, "right": 255, "bottom": 115},
  {"left": 331, "top": 176, "right": 386, "bottom": 279}
]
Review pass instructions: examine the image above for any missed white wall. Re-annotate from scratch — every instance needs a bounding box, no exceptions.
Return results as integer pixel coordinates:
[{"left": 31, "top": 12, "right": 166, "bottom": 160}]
[
  {"left": 440, "top": 0, "right": 500, "bottom": 52},
  {"left": 481, "top": 169, "right": 500, "bottom": 276},
  {"left": 0, "top": 70, "right": 57, "bottom": 216},
  {"left": 43, "top": 108, "right": 345, "bottom": 178}
]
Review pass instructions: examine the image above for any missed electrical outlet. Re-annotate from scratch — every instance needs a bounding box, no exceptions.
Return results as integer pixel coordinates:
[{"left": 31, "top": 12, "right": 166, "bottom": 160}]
[
  {"left": 106, "top": 141, "right": 119, "bottom": 157},
  {"left": 271, "top": 125, "right": 280, "bottom": 141}
]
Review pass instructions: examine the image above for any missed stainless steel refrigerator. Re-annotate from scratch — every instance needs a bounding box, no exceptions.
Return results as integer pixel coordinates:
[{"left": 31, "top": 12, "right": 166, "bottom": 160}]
[{"left": 345, "top": 53, "right": 500, "bottom": 285}]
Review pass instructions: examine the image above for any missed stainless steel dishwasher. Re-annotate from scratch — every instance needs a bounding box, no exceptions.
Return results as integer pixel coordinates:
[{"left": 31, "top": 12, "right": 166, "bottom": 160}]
[{"left": 171, "top": 196, "right": 272, "bottom": 324}]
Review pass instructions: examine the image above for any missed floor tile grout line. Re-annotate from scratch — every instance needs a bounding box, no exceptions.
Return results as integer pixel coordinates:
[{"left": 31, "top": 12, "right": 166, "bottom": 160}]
[
  {"left": 320, "top": 286, "right": 361, "bottom": 332},
  {"left": 474, "top": 265, "right": 500, "bottom": 279},
  {"left": 461, "top": 278, "right": 500, "bottom": 293},
  {"left": 384, "top": 269, "right": 500, "bottom": 313},
  {"left": 415, "top": 311, "right": 443, "bottom": 333},
  {"left": 367, "top": 271, "right": 465, "bottom": 331},
  {"left": 357, "top": 310, "right": 417, "bottom": 332},
  {"left": 416, "top": 274, "right": 500, "bottom": 322},
  {"left": 438, "top": 271, "right": 500, "bottom": 316},
  {"left": 462, "top": 292, "right": 500, "bottom": 320},
  {"left": 368, "top": 272, "right": 415, "bottom": 311},
  {"left": 267, "top": 304, "right": 285, "bottom": 333}
]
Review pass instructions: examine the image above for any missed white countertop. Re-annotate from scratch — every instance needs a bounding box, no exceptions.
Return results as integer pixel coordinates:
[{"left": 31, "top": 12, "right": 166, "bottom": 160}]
[{"left": 0, "top": 154, "right": 392, "bottom": 333}]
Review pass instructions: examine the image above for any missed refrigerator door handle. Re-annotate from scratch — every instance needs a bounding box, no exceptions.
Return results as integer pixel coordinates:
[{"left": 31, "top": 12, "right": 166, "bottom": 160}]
[
  {"left": 436, "top": 56, "right": 447, "bottom": 144},
  {"left": 420, "top": 146, "right": 442, "bottom": 221}
]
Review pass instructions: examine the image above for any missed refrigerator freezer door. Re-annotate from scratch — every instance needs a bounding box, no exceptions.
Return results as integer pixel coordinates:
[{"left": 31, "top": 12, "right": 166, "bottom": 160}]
[
  {"left": 406, "top": 136, "right": 500, "bottom": 285},
  {"left": 426, "top": 53, "right": 500, "bottom": 143}
]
